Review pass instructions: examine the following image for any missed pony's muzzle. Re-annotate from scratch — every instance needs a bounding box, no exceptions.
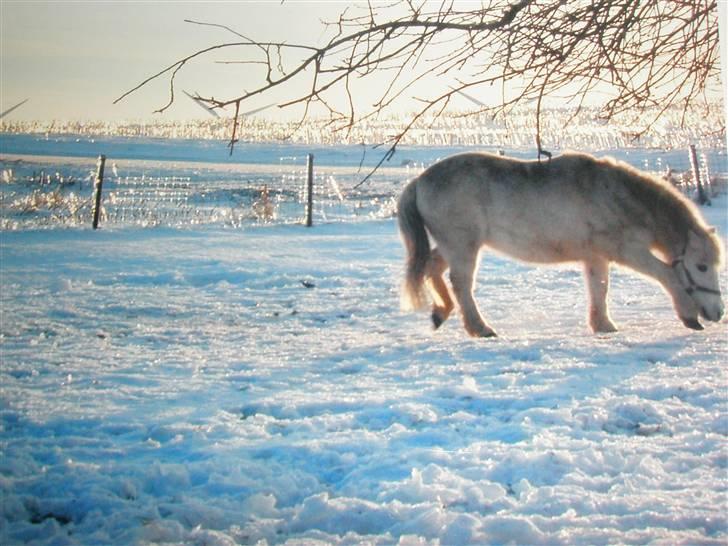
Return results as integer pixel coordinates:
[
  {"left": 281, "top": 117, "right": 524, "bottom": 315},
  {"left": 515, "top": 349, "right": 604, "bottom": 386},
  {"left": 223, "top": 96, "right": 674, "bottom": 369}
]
[{"left": 700, "top": 301, "right": 725, "bottom": 322}]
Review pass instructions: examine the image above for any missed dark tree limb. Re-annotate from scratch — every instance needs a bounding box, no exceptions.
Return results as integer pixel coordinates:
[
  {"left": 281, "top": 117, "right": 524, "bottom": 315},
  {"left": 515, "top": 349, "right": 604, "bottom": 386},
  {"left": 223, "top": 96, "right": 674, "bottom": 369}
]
[{"left": 115, "top": 0, "right": 722, "bottom": 181}]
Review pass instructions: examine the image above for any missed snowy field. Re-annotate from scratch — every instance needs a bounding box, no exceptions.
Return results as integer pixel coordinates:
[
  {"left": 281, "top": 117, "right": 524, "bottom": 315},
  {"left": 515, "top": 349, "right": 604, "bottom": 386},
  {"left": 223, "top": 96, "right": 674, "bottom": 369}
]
[{"left": 1, "top": 183, "right": 727, "bottom": 545}]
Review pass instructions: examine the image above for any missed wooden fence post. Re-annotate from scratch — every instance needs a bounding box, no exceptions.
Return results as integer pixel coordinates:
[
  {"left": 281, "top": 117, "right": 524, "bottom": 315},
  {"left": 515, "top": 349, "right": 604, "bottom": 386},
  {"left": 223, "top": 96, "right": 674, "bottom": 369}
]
[
  {"left": 92, "top": 154, "right": 106, "bottom": 229},
  {"left": 688, "top": 145, "right": 709, "bottom": 205},
  {"left": 305, "top": 153, "right": 314, "bottom": 227},
  {"left": 699, "top": 151, "right": 713, "bottom": 199}
]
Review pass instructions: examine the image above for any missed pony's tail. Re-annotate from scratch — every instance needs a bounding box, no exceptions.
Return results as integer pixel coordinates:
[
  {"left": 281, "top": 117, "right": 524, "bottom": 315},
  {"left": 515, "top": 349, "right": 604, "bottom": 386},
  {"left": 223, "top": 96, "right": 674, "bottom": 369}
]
[{"left": 397, "top": 178, "right": 430, "bottom": 311}]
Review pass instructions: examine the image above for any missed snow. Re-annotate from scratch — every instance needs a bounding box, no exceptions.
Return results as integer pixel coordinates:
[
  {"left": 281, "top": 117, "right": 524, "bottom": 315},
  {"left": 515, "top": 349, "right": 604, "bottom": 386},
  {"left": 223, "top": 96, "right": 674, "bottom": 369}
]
[{"left": 1, "top": 185, "right": 727, "bottom": 544}]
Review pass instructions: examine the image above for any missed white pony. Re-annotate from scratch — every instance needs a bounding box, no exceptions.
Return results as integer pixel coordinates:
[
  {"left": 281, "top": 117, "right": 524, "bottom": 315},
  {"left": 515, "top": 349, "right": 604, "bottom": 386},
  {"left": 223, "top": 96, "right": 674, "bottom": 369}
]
[{"left": 397, "top": 151, "right": 724, "bottom": 337}]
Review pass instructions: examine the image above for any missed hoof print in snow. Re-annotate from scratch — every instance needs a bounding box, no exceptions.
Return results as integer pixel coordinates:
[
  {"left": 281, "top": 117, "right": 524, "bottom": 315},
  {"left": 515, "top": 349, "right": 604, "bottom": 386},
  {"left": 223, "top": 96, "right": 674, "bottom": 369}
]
[
  {"left": 30, "top": 512, "right": 72, "bottom": 526},
  {"left": 634, "top": 423, "right": 663, "bottom": 437},
  {"left": 604, "top": 420, "right": 664, "bottom": 437}
]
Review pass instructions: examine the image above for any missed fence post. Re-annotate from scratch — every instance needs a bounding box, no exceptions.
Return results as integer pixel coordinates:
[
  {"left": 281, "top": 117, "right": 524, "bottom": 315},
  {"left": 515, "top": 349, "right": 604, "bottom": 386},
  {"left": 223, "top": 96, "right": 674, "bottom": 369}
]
[
  {"left": 700, "top": 151, "right": 713, "bottom": 199},
  {"left": 688, "top": 145, "right": 709, "bottom": 205},
  {"left": 305, "top": 153, "right": 314, "bottom": 227},
  {"left": 92, "top": 155, "right": 106, "bottom": 229}
]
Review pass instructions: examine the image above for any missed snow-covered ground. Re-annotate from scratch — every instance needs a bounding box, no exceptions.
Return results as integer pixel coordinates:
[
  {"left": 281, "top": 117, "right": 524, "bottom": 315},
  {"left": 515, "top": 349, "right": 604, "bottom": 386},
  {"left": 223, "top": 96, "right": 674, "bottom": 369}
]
[{"left": 1, "top": 194, "right": 727, "bottom": 545}]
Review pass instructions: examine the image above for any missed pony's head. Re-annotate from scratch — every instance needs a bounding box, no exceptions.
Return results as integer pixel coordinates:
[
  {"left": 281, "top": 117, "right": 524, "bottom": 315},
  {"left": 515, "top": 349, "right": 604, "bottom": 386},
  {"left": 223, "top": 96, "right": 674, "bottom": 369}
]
[{"left": 673, "top": 228, "right": 724, "bottom": 323}]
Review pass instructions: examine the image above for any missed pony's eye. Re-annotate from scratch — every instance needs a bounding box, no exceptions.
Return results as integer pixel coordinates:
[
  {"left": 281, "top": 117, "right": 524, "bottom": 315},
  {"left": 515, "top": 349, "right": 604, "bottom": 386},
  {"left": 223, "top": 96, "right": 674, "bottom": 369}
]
[{"left": 697, "top": 264, "right": 708, "bottom": 273}]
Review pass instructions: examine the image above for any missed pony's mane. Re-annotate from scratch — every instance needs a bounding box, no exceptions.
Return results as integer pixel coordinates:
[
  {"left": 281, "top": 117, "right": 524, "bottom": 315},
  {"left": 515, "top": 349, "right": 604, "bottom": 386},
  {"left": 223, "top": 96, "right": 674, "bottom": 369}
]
[
  {"left": 589, "top": 153, "right": 723, "bottom": 263},
  {"left": 602, "top": 155, "right": 699, "bottom": 222}
]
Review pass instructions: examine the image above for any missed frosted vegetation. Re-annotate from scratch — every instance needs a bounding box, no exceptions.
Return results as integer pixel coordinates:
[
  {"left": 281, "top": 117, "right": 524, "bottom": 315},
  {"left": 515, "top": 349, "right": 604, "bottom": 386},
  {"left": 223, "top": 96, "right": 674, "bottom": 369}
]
[{"left": 1, "top": 105, "right": 725, "bottom": 150}]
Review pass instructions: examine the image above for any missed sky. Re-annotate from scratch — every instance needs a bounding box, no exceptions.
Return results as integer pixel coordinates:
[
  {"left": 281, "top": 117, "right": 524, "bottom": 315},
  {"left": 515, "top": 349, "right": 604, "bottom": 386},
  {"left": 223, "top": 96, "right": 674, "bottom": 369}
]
[
  {"left": 1, "top": 1, "right": 727, "bottom": 124},
  {"left": 0, "top": 1, "right": 365, "bottom": 122}
]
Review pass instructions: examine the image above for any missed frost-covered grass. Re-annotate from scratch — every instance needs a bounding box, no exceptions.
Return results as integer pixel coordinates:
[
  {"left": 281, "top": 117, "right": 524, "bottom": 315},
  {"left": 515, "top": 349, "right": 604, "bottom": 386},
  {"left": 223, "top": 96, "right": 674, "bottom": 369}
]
[{"left": 1, "top": 197, "right": 727, "bottom": 545}]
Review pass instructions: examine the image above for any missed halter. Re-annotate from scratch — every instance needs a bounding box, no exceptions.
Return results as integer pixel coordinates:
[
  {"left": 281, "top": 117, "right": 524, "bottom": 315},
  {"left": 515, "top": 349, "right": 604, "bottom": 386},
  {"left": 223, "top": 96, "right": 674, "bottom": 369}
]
[{"left": 671, "top": 256, "right": 721, "bottom": 296}]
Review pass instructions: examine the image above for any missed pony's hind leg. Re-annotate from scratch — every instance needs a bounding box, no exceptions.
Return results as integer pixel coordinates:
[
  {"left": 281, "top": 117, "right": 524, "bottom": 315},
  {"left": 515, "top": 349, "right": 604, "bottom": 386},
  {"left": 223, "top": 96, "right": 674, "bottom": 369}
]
[
  {"left": 427, "top": 248, "right": 454, "bottom": 329},
  {"left": 448, "top": 247, "right": 497, "bottom": 338},
  {"left": 584, "top": 257, "right": 618, "bottom": 333}
]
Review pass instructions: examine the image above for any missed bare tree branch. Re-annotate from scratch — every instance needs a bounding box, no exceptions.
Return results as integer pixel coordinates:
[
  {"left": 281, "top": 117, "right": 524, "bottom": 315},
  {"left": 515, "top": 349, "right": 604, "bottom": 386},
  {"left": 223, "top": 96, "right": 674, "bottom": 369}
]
[{"left": 116, "top": 0, "right": 723, "bottom": 179}]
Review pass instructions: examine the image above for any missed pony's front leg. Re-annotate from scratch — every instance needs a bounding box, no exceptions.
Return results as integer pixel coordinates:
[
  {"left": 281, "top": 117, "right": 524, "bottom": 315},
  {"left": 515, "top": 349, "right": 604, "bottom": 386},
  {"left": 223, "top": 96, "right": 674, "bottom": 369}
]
[
  {"left": 449, "top": 248, "right": 497, "bottom": 338},
  {"left": 619, "top": 245, "right": 702, "bottom": 329},
  {"left": 427, "top": 248, "right": 454, "bottom": 329},
  {"left": 584, "top": 258, "right": 618, "bottom": 333}
]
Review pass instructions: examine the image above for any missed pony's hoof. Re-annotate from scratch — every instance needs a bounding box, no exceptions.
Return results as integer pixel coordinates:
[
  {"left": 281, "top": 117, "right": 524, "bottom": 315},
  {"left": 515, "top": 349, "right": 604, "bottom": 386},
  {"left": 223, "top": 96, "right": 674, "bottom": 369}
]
[
  {"left": 469, "top": 327, "right": 497, "bottom": 338},
  {"left": 593, "top": 324, "right": 618, "bottom": 334},
  {"left": 681, "top": 317, "right": 704, "bottom": 330},
  {"left": 431, "top": 312, "right": 445, "bottom": 330}
]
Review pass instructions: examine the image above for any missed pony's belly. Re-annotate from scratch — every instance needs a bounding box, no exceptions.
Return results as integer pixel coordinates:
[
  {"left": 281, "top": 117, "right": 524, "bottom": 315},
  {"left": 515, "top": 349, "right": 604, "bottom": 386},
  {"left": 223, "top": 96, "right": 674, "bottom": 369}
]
[
  {"left": 483, "top": 204, "right": 594, "bottom": 263},
  {"left": 487, "top": 235, "right": 585, "bottom": 264}
]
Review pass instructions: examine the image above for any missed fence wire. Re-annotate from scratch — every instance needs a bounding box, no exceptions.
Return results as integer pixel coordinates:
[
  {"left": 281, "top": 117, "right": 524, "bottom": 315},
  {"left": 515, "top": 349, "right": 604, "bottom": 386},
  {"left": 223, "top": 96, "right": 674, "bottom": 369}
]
[{"left": 1, "top": 147, "right": 725, "bottom": 231}]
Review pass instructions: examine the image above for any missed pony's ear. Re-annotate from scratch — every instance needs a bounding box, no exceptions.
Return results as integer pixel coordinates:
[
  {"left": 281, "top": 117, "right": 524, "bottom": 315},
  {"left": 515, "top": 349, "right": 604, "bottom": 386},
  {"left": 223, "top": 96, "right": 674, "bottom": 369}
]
[
  {"left": 708, "top": 226, "right": 717, "bottom": 234},
  {"left": 687, "top": 229, "right": 703, "bottom": 250}
]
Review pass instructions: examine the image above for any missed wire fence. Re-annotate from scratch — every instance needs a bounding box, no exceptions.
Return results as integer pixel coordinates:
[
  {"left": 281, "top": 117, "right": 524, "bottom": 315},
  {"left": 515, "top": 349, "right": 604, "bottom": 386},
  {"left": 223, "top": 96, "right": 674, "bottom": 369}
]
[{"left": 1, "top": 146, "right": 725, "bottom": 231}]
